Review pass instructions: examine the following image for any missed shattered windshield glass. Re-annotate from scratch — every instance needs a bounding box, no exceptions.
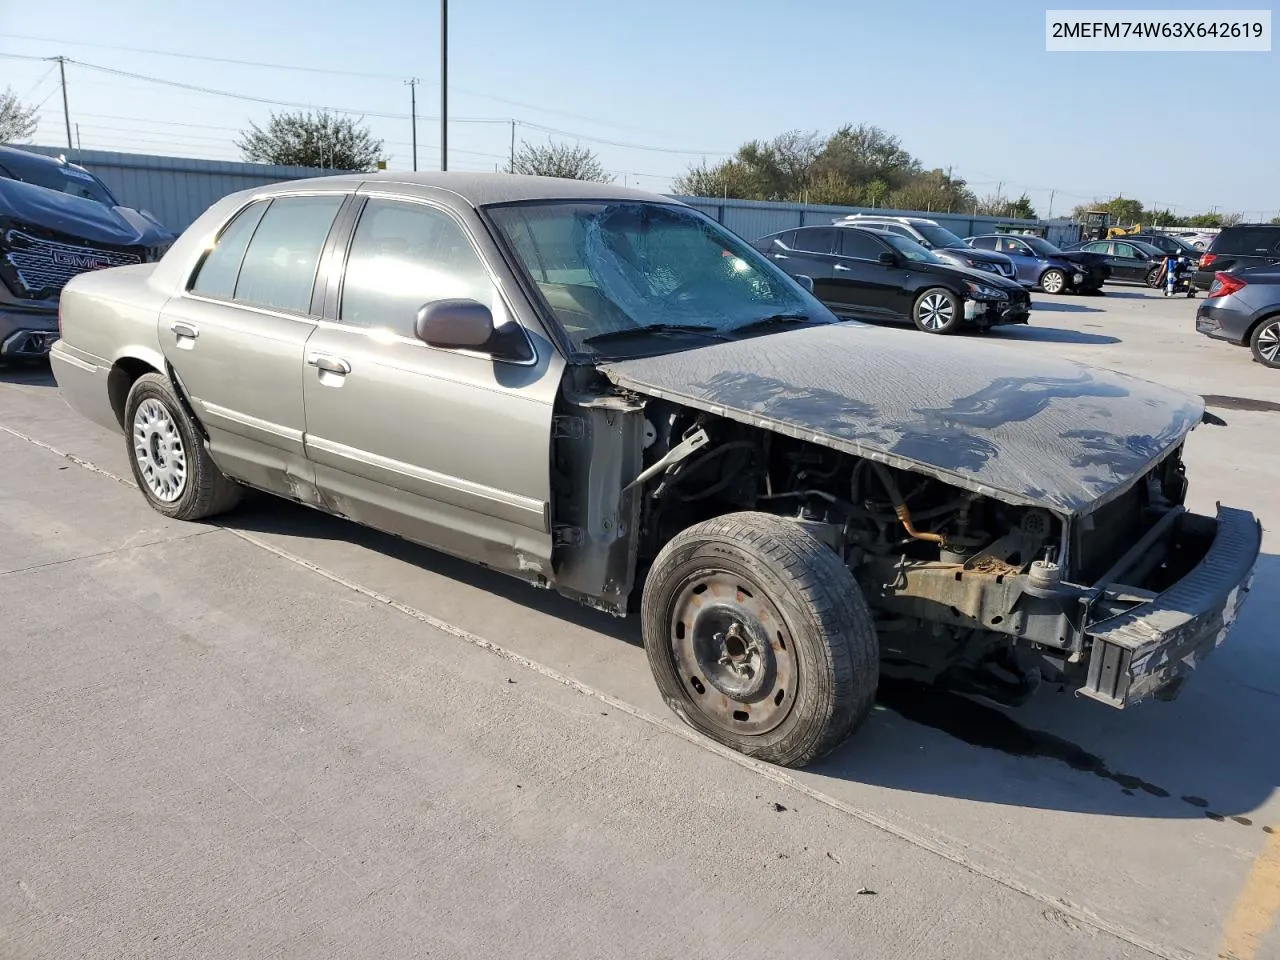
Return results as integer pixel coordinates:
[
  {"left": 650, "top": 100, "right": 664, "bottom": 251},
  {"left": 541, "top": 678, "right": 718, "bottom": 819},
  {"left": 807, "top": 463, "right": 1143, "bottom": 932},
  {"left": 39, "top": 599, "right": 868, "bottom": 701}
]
[{"left": 487, "top": 200, "right": 832, "bottom": 354}]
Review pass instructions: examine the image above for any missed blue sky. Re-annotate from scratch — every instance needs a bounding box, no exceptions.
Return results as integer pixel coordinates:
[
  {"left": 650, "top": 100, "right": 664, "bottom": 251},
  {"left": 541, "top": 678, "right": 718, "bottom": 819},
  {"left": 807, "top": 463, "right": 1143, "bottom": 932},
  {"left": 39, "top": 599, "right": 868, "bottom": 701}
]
[{"left": 0, "top": 0, "right": 1274, "bottom": 218}]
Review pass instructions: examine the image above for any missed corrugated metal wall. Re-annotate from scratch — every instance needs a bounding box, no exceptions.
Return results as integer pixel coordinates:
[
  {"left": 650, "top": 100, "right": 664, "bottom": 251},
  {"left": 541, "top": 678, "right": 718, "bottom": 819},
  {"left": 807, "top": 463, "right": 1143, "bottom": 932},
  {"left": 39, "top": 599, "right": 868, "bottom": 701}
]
[
  {"left": 676, "top": 197, "right": 1082, "bottom": 247},
  {"left": 16, "top": 146, "right": 349, "bottom": 232}
]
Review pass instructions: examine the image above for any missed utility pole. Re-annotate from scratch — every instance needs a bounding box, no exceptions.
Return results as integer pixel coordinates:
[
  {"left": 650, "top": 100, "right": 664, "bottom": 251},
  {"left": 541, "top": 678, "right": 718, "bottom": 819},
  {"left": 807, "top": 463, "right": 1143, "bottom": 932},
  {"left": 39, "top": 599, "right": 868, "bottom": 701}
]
[
  {"left": 75, "top": 123, "right": 81, "bottom": 150},
  {"left": 509, "top": 119, "right": 515, "bottom": 173},
  {"left": 440, "top": 0, "right": 448, "bottom": 172},
  {"left": 405, "top": 79, "right": 419, "bottom": 171},
  {"left": 1047, "top": 190, "right": 1055, "bottom": 219},
  {"left": 57, "top": 57, "right": 72, "bottom": 150}
]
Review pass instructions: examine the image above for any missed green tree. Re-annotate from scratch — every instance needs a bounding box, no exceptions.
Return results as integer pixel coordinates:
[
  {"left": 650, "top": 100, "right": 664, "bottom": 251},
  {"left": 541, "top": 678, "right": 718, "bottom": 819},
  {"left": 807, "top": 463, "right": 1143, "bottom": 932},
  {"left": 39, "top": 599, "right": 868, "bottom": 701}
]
[
  {"left": 978, "top": 192, "right": 1038, "bottom": 220},
  {"left": 237, "top": 110, "right": 385, "bottom": 170},
  {"left": 1220, "top": 211, "right": 1243, "bottom": 227},
  {"left": 1185, "top": 212, "right": 1223, "bottom": 228},
  {"left": 1270, "top": 216, "right": 1280, "bottom": 225},
  {"left": 1146, "top": 208, "right": 1178, "bottom": 227},
  {"left": 810, "top": 123, "right": 920, "bottom": 194},
  {"left": 0, "top": 87, "right": 39, "bottom": 143},
  {"left": 509, "top": 139, "right": 612, "bottom": 181},
  {"left": 887, "top": 169, "right": 976, "bottom": 214}
]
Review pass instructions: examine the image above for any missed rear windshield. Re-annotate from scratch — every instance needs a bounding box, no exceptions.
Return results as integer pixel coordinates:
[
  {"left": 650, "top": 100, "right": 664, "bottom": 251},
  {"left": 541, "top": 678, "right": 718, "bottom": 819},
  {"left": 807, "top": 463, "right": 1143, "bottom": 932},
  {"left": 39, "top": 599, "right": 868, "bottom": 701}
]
[{"left": 1212, "top": 227, "right": 1280, "bottom": 255}]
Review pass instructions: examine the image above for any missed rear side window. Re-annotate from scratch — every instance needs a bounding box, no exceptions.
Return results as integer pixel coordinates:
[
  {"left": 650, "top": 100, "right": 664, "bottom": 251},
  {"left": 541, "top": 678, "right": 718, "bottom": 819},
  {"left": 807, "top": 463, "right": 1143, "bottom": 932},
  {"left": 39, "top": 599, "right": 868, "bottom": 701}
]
[
  {"left": 340, "top": 198, "right": 496, "bottom": 337},
  {"left": 996, "top": 237, "right": 1028, "bottom": 255},
  {"left": 232, "top": 195, "right": 345, "bottom": 313},
  {"left": 190, "top": 200, "right": 269, "bottom": 299},
  {"left": 792, "top": 228, "right": 837, "bottom": 254},
  {"left": 1212, "top": 227, "right": 1280, "bottom": 255},
  {"left": 968, "top": 236, "right": 997, "bottom": 250}
]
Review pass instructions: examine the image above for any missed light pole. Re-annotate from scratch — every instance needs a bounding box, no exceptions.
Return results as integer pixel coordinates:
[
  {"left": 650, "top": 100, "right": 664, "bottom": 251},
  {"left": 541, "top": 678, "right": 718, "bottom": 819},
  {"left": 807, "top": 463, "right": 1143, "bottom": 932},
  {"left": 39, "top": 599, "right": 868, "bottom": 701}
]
[
  {"left": 405, "top": 78, "right": 419, "bottom": 171},
  {"left": 440, "top": 0, "right": 448, "bottom": 172}
]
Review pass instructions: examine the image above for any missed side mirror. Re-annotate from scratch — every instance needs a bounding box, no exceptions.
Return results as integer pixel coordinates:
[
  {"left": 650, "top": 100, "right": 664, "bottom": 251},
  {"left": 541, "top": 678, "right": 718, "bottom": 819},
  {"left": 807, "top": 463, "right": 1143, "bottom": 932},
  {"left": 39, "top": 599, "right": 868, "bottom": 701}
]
[
  {"left": 877, "top": 251, "right": 899, "bottom": 267},
  {"left": 415, "top": 298, "right": 495, "bottom": 349},
  {"left": 793, "top": 274, "right": 815, "bottom": 293}
]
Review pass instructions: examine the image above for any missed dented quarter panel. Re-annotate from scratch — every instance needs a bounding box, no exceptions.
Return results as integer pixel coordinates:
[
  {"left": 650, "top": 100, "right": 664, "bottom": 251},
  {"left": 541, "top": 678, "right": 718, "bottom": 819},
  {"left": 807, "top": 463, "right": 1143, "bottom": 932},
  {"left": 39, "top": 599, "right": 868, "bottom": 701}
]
[{"left": 600, "top": 322, "right": 1205, "bottom": 514}]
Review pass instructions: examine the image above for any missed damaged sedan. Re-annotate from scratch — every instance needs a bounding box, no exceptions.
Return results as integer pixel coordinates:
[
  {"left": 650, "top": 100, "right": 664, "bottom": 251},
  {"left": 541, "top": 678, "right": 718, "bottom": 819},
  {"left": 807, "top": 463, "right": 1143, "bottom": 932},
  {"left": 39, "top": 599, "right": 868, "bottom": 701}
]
[{"left": 50, "top": 174, "right": 1260, "bottom": 768}]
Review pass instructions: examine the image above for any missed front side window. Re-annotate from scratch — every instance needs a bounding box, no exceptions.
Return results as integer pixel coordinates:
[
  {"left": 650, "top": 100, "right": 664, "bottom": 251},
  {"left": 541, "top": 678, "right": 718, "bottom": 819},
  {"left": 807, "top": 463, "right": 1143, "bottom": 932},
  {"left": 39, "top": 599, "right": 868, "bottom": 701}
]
[
  {"left": 231, "top": 195, "right": 345, "bottom": 314},
  {"left": 838, "top": 229, "right": 885, "bottom": 260},
  {"left": 968, "top": 236, "right": 998, "bottom": 251},
  {"left": 190, "top": 200, "right": 269, "bottom": 299},
  {"left": 1022, "top": 236, "right": 1064, "bottom": 256},
  {"left": 488, "top": 201, "right": 826, "bottom": 354},
  {"left": 340, "top": 198, "right": 498, "bottom": 338},
  {"left": 997, "top": 237, "right": 1029, "bottom": 255},
  {"left": 1113, "top": 242, "right": 1138, "bottom": 258},
  {"left": 1082, "top": 241, "right": 1110, "bottom": 254},
  {"left": 879, "top": 233, "right": 943, "bottom": 264}
]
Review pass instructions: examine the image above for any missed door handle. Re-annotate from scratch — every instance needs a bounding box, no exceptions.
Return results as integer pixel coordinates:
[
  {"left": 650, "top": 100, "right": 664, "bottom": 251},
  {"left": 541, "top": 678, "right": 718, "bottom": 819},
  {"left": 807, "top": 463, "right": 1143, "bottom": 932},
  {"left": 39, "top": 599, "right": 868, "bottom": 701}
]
[
  {"left": 170, "top": 322, "right": 199, "bottom": 339},
  {"left": 772, "top": 253, "right": 789, "bottom": 260},
  {"left": 834, "top": 263, "right": 852, "bottom": 272},
  {"left": 307, "top": 353, "right": 351, "bottom": 375}
]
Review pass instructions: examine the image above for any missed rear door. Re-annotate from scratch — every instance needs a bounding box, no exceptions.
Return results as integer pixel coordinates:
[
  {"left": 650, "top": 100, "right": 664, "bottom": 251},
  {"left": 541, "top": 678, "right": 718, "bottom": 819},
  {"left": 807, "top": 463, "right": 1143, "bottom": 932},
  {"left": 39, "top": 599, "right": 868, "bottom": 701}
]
[
  {"left": 159, "top": 192, "right": 348, "bottom": 498},
  {"left": 299, "top": 194, "right": 555, "bottom": 575},
  {"left": 784, "top": 228, "right": 840, "bottom": 302},
  {"left": 830, "top": 228, "right": 903, "bottom": 318}
]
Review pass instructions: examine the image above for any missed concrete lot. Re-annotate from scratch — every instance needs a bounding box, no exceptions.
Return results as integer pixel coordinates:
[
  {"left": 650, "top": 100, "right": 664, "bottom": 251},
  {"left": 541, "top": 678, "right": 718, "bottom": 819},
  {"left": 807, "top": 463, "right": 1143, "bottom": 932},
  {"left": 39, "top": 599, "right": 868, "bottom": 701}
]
[{"left": 1, "top": 285, "right": 1276, "bottom": 960}]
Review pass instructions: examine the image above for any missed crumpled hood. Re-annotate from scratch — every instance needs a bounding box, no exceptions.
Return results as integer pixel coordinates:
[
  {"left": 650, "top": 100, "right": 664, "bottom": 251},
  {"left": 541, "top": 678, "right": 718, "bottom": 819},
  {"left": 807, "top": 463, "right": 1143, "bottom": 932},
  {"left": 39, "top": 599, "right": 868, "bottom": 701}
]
[
  {"left": 600, "top": 323, "right": 1204, "bottom": 515},
  {"left": 0, "top": 178, "right": 174, "bottom": 247}
]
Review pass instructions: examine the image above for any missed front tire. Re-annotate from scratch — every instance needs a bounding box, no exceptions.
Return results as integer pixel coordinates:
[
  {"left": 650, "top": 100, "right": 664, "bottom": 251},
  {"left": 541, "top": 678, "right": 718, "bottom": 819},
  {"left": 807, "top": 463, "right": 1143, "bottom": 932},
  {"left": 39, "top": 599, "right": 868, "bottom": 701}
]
[
  {"left": 1145, "top": 265, "right": 1163, "bottom": 287},
  {"left": 1039, "top": 268, "right": 1067, "bottom": 295},
  {"left": 641, "top": 512, "right": 878, "bottom": 768},
  {"left": 913, "top": 288, "right": 961, "bottom": 333},
  {"left": 124, "top": 372, "right": 242, "bottom": 520},
  {"left": 1250, "top": 318, "right": 1280, "bottom": 368}
]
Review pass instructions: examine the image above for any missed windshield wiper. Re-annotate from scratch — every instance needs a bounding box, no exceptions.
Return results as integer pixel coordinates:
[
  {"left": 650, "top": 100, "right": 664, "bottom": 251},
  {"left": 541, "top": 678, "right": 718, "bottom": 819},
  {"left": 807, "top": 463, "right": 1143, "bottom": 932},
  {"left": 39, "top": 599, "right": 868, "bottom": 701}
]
[
  {"left": 582, "top": 323, "right": 730, "bottom": 346},
  {"left": 728, "top": 312, "right": 815, "bottom": 336}
]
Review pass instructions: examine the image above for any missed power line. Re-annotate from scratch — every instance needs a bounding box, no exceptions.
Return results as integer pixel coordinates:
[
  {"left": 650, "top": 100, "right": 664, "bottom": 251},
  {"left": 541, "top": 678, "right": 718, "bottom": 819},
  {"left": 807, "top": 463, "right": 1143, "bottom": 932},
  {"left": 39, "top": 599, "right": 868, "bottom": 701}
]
[{"left": 2, "top": 34, "right": 675, "bottom": 135}]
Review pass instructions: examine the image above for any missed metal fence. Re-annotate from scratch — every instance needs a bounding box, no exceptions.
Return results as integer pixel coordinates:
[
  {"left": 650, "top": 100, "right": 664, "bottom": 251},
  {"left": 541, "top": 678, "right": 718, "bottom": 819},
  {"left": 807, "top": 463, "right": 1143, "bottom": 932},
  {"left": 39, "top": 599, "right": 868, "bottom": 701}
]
[
  {"left": 673, "top": 196, "right": 1083, "bottom": 247},
  {"left": 16, "top": 146, "right": 349, "bottom": 232}
]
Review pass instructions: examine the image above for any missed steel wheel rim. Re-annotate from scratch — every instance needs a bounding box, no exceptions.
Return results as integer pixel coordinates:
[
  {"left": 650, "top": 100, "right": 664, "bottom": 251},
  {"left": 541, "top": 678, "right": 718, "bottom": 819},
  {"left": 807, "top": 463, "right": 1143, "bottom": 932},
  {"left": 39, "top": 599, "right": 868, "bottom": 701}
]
[
  {"left": 132, "top": 398, "right": 187, "bottom": 502},
  {"left": 1042, "top": 271, "right": 1064, "bottom": 293},
  {"left": 918, "top": 293, "right": 954, "bottom": 330},
  {"left": 668, "top": 571, "right": 797, "bottom": 736},
  {"left": 1258, "top": 322, "right": 1280, "bottom": 363}
]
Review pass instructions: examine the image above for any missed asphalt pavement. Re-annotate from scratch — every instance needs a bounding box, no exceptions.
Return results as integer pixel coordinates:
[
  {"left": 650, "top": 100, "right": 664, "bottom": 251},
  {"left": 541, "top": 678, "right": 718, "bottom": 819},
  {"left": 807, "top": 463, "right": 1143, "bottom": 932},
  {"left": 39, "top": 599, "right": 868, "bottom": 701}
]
[{"left": 1, "top": 285, "right": 1276, "bottom": 960}]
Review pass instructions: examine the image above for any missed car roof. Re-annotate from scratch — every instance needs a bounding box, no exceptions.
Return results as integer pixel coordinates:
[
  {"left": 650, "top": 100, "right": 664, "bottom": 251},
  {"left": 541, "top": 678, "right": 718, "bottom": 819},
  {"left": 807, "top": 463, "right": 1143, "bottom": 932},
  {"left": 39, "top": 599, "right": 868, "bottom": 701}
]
[{"left": 248, "top": 171, "right": 672, "bottom": 207}]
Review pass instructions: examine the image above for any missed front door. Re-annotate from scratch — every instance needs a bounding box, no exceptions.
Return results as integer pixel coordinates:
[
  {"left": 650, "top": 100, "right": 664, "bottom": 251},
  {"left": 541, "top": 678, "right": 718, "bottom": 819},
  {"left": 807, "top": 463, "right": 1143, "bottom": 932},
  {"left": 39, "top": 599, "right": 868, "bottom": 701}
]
[
  {"left": 1109, "top": 241, "right": 1154, "bottom": 281},
  {"left": 994, "top": 236, "right": 1039, "bottom": 284},
  {"left": 781, "top": 227, "right": 840, "bottom": 304},
  {"left": 159, "top": 193, "right": 347, "bottom": 499},
  {"left": 300, "top": 195, "right": 557, "bottom": 577},
  {"left": 830, "top": 228, "right": 903, "bottom": 319}
]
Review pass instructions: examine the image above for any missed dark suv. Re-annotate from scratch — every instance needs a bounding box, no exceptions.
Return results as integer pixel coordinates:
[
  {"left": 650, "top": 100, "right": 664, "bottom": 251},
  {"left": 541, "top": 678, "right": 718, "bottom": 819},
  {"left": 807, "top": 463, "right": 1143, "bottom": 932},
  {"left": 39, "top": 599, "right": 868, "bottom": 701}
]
[
  {"left": 753, "top": 224, "right": 1030, "bottom": 334},
  {"left": 1193, "top": 224, "right": 1280, "bottom": 291},
  {"left": 0, "top": 146, "right": 174, "bottom": 359},
  {"left": 1126, "top": 232, "right": 1201, "bottom": 260}
]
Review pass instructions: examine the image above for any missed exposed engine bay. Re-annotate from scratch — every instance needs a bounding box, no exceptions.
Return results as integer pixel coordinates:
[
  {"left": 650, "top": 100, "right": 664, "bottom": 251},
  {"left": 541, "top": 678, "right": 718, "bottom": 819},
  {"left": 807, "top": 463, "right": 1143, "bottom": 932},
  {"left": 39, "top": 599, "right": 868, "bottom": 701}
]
[{"left": 549, "top": 369, "right": 1201, "bottom": 708}]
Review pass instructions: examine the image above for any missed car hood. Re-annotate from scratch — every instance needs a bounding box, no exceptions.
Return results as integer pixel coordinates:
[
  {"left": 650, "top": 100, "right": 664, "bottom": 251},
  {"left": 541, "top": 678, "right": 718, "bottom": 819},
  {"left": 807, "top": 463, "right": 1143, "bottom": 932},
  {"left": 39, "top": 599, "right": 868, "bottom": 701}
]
[
  {"left": 0, "top": 177, "right": 175, "bottom": 247},
  {"left": 600, "top": 323, "right": 1204, "bottom": 515}
]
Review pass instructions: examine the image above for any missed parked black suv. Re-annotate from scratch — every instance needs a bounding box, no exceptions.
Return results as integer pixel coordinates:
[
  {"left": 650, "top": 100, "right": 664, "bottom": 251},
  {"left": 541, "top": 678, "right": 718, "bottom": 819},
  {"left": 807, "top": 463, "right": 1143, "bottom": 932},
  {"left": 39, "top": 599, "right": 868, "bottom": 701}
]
[
  {"left": 0, "top": 146, "right": 174, "bottom": 359},
  {"left": 1193, "top": 224, "right": 1280, "bottom": 291},
  {"left": 832, "top": 214, "right": 1019, "bottom": 281},
  {"left": 1125, "top": 232, "right": 1202, "bottom": 260},
  {"left": 753, "top": 224, "right": 1030, "bottom": 334}
]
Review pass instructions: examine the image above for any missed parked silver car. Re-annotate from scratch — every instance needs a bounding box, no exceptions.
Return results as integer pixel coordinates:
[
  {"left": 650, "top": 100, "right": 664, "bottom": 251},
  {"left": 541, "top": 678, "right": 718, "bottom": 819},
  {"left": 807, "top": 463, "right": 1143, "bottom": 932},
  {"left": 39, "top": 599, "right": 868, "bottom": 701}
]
[{"left": 50, "top": 173, "right": 1260, "bottom": 768}]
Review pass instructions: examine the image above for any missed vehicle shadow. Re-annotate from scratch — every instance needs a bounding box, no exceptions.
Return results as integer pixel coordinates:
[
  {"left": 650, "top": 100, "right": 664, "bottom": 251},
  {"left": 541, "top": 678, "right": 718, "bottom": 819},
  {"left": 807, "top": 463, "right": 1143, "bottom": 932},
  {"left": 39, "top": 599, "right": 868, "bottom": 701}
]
[
  {"left": 222, "top": 496, "right": 1277, "bottom": 825},
  {"left": 995, "top": 327, "right": 1121, "bottom": 345},
  {"left": 0, "top": 361, "right": 56, "bottom": 387},
  {"left": 1096, "top": 289, "right": 1153, "bottom": 299},
  {"left": 220, "top": 496, "right": 645, "bottom": 646},
  {"left": 814, "top": 552, "right": 1280, "bottom": 825},
  {"left": 1029, "top": 301, "right": 1105, "bottom": 314}
]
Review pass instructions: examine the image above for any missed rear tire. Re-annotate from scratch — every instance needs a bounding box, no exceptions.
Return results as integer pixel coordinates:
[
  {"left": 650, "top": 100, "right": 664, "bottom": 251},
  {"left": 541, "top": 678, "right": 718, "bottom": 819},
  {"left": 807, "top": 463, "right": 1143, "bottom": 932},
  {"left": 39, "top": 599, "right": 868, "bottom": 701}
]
[
  {"left": 1145, "top": 265, "right": 1162, "bottom": 287},
  {"left": 641, "top": 512, "right": 878, "bottom": 768},
  {"left": 1249, "top": 318, "right": 1280, "bottom": 368},
  {"left": 124, "top": 372, "right": 242, "bottom": 520},
  {"left": 912, "top": 288, "right": 961, "bottom": 333},
  {"left": 1039, "top": 268, "right": 1067, "bottom": 295}
]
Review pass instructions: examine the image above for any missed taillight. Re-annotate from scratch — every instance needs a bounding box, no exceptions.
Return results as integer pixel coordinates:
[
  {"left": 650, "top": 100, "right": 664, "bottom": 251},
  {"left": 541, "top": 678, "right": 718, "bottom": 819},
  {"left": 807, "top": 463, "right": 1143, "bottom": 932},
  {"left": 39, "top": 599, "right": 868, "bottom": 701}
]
[
  {"left": 1199, "top": 252, "right": 1217, "bottom": 270},
  {"left": 1208, "top": 271, "right": 1246, "bottom": 299}
]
